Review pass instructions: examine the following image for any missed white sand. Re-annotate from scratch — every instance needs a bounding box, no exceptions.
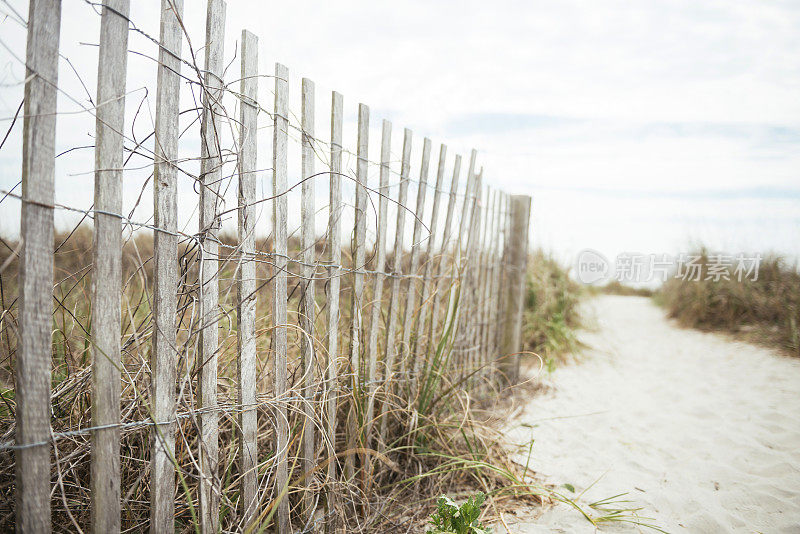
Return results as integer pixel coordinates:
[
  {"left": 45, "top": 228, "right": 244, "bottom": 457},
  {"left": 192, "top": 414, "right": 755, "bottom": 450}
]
[{"left": 500, "top": 295, "right": 800, "bottom": 533}]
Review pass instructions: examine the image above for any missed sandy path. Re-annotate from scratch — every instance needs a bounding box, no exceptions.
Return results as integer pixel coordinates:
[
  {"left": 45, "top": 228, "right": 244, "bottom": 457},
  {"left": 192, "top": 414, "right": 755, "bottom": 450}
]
[{"left": 501, "top": 295, "right": 800, "bottom": 534}]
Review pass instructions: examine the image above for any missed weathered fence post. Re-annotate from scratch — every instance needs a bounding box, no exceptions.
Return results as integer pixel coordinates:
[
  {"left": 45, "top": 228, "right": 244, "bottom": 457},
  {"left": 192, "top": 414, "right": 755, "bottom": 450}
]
[
  {"left": 325, "top": 90, "right": 344, "bottom": 532},
  {"left": 457, "top": 151, "right": 478, "bottom": 251},
  {"left": 484, "top": 191, "right": 505, "bottom": 385},
  {"left": 272, "top": 61, "right": 291, "bottom": 534},
  {"left": 461, "top": 172, "right": 483, "bottom": 382},
  {"left": 91, "top": 1, "right": 129, "bottom": 532},
  {"left": 364, "top": 120, "right": 391, "bottom": 452},
  {"left": 17, "top": 1, "right": 61, "bottom": 532},
  {"left": 451, "top": 153, "right": 477, "bottom": 381},
  {"left": 410, "top": 144, "right": 447, "bottom": 369},
  {"left": 198, "top": 2, "right": 226, "bottom": 531},
  {"left": 300, "top": 76, "right": 318, "bottom": 522},
  {"left": 475, "top": 187, "right": 495, "bottom": 386},
  {"left": 423, "top": 154, "right": 460, "bottom": 364},
  {"left": 498, "top": 195, "right": 532, "bottom": 384},
  {"left": 237, "top": 28, "right": 259, "bottom": 530},
  {"left": 401, "top": 137, "right": 431, "bottom": 380},
  {"left": 378, "top": 128, "right": 412, "bottom": 447},
  {"left": 151, "top": 1, "right": 183, "bottom": 531},
  {"left": 345, "top": 103, "right": 369, "bottom": 480}
]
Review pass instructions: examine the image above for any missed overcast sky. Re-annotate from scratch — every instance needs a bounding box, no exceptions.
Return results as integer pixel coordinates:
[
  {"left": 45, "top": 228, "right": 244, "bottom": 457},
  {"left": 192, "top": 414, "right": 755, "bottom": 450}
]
[{"left": 1, "top": 0, "right": 799, "bottom": 266}]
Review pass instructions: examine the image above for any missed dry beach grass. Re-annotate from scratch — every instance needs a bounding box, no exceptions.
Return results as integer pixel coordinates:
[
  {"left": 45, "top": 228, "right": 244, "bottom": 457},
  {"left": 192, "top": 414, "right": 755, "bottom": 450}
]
[
  {"left": 660, "top": 250, "right": 800, "bottom": 357},
  {"left": 0, "top": 229, "right": 590, "bottom": 532}
]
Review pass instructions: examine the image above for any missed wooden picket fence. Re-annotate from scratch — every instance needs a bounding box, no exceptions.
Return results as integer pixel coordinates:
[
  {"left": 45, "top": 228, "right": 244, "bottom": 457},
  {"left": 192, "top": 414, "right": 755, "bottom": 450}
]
[{"left": 7, "top": 0, "right": 532, "bottom": 532}]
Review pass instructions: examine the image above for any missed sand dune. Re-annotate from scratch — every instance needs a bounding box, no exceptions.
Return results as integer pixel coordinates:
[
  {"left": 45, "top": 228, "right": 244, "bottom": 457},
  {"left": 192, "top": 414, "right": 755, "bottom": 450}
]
[{"left": 502, "top": 295, "right": 800, "bottom": 533}]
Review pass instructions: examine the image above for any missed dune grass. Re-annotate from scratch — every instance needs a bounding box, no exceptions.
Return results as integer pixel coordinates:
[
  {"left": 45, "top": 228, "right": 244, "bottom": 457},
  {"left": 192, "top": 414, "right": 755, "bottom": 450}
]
[
  {"left": 659, "top": 249, "right": 800, "bottom": 357},
  {"left": 0, "top": 230, "right": 667, "bottom": 531},
  {"left": 0, "top": 230, "right": 566, "bottom": 531},
  {"left": 521, "top": 251, "right": 584, "bottom": 368}
]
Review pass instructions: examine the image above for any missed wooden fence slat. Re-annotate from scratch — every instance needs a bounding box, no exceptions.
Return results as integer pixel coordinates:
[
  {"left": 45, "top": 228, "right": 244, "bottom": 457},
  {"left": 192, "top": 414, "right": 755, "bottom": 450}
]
[
  {"left": 410, "top": 144, "right": 446, "bottom": 367},
  {"left": 471, "top": 184, "right": 488, "bottom": 376},
  {"left": 150, "top": 0, "right": 183, "bottom": 531},
  {"left": 198, "top": 2, "right": 226, "bottom": 530},
  {"left": 474, "top": 186, "right": 488, "bottom": 386},
  {"left": 440, "top": 155, "right": 462, "bottom": 267},
  {"left": 422, "top": 154, "right": 460, "bottom": 369},
  {"left": 272, "top": 61, "right": 291, "bottom": 534},
  {"left": 475, "top": 186, "right": 490, "bottom": 361},
  {"left": 463, "top": 176, "right": 484, "bottom": 381},
  {"left": 485, "top": 191, "right": 504, "bottom": 384},
  {"left": 475, "top": 186, "right": 494, "bottom": 381},
  {"left": 457, "top": 150, "right": 478, "bottom": 253},
  {"left": 300, "top": 76, "right": 318, "bottom": 521},
  {"left": 499, "top": 196, "right": 532, "bottom": 384},
  {"left": 345, "top": 103, "right": 369, "bottom": 480},
  {"left": 17, "top": 1, "right": 61, "bottom": 532},
  {"left": 364, "top": 120, "right": 391, "bottom": 449},
  {"left": 461, "top": 170, "right": 483, "bottom": 378},
  {"left": 478, "top": 189, "right": 497, "bottom": 382},
  {"left": 91, "top": 2, "right": 130, "bottom": 532},
  {"left": 400, "top": 137, "right": 431, "bottom": 380},
  {"left": 494, "top": 194, "right": 512, "bottom": 384},
  {"left": 450, "top": 151, "right": 477, "bottom": 378},
  {"left": 378, "top": 128, "right": 412, "bottom": 446},
  {"left": 237, "top": 28, "right": 258, "bottom": 530},
  {"left": 325, "top": 90, "right": 344, "bottom": 532}
]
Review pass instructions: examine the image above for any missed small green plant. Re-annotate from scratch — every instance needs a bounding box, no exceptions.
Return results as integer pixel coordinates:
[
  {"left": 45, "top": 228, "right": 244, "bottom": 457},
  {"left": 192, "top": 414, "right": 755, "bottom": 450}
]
[{"left": 426, "top": 492, "right": 492, "bottom": 534}]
